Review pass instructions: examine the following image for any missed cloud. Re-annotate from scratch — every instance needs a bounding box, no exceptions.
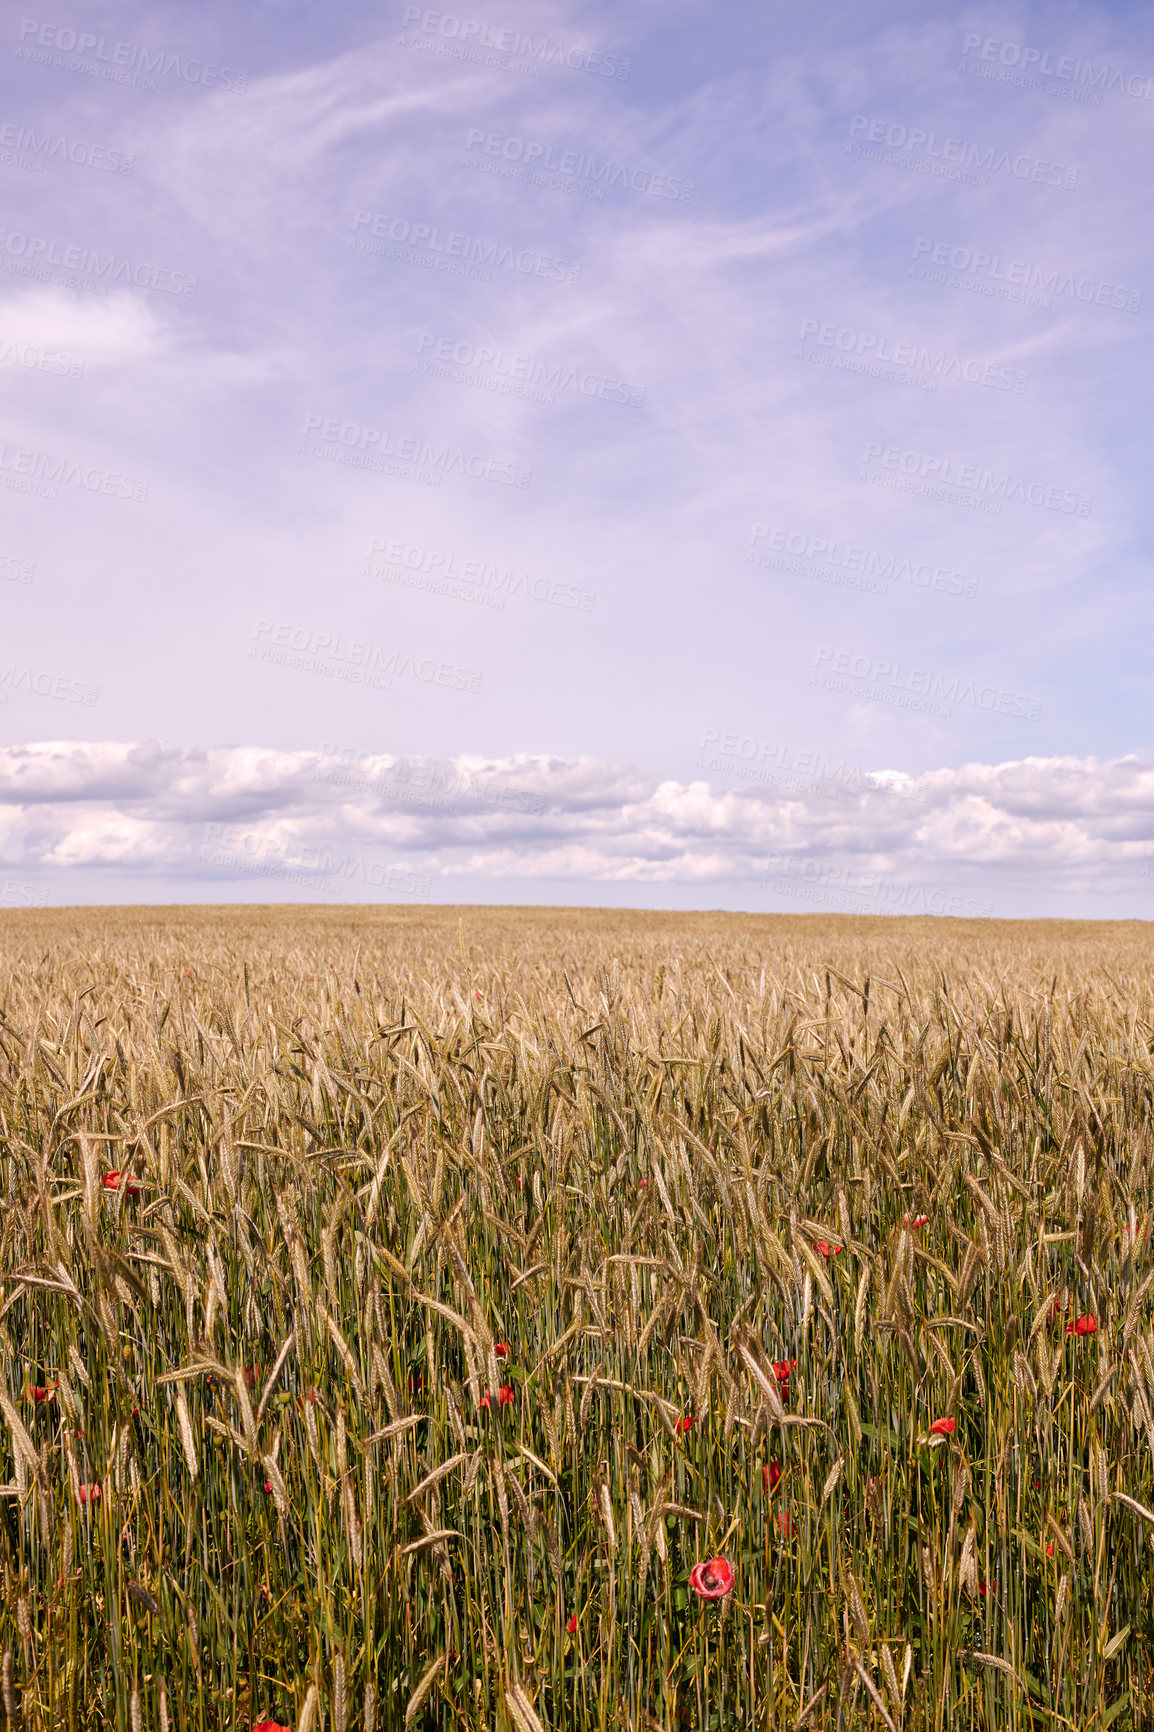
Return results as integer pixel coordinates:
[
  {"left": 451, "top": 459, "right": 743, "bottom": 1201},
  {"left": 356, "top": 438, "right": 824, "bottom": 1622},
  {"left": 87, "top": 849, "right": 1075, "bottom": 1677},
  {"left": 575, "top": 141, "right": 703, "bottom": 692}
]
[
  {"left": 0, "top": 743, "right": 1151, "bottom": 901},
  {"left": 0, "top": 288, "right": 168, "bottom": 365}
]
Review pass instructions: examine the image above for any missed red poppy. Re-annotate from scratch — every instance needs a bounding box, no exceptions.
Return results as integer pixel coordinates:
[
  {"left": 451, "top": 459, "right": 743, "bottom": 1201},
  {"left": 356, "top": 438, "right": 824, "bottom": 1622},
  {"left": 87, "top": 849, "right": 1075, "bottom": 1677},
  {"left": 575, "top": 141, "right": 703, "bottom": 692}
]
[
  {"left": 1045, "top": 1542, "right": 1054, "bottom": 1556},
  {"left": 770, "top": 1359, "right": 797, "bottom": 1384},
  {"left": 28, "top": 1385, "right": 55, "bottom": 1404},
  {"left": 813, "top": 1242, "right": 842, "bottom": 1259},
  {"left": 494, "top": 1344, "right": 510, "bottom": 1361},
  {"left": 253, "top": 1722, "right": 292, "bottom": 1732},
  {"left": 904, "top": 1213, "right": 929, "bottom": 1229},
  {"left": 243, "top": 1365, "right": 263, "bottom": 1389},
  {"left": 688, "top": 1556, "right": 735, "bottom": 1600},
  {"left": 497, "top": 1384, "right": 515, "bottom": 1407},
  {"left": 102, "top": 1171, "right": 142, "bottom": 1195},
  {"left": 263, "top": 1480, "right": 274, "bottom": 1495},
  {"left": 479, "top": 1390, "right": 491, "bottom": 1409},
  {"left": 676, "top": 1415, "right": 695, "bottom": 1434},
  {"left": 1067, "top": 1315, "right": 1097, "bottom": 1336},
  {"left": 77, "top": 1483, "right": 100, "bottom": 1505},
  {"left": 638, "top": 1178, "right": 649, "bottom": 1190},
  {"left": 763, "top": 1460, "right": 783, "bottom": 1494},
  {"left": 776, "top": 1511, "right": 795, "bottom": 1537},
  {"left": 1047, "top": 1299, "right": 1063, "bottom": 1325},
  {"left": 566, "top": 1614, "right": 578, "bottom": 1634},
  {"left": 929, "top": 1417, "right": 956, "bottom": 1437},
  {"left": 408, "top": 1373, "right": 425, "bottom": 1395},
  {"left": 977, "top": 1579, "right": 989, "bottom": 1598}
]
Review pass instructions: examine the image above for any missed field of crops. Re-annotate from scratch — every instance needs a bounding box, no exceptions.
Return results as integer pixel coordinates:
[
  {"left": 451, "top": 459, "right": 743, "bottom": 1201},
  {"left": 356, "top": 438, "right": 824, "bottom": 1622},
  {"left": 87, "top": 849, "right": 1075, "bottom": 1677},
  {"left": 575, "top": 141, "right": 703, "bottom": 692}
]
[{"left": 1, "top": 905, "right": 1154, "bottom": 1731}]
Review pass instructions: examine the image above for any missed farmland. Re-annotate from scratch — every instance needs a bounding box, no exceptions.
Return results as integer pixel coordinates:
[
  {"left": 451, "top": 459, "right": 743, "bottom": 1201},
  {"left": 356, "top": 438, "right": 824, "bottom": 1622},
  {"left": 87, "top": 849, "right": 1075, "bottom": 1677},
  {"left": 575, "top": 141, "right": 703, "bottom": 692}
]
[{"left": 1, "top": 905, "right": 1153, "bottom": 1730}]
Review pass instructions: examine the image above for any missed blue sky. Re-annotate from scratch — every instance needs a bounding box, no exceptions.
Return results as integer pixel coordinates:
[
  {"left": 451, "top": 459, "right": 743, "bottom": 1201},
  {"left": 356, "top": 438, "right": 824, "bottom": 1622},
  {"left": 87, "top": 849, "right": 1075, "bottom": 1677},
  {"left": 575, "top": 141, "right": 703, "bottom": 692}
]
[{"left": 1, "top": 0, "right": 1152, "bottom": 917}]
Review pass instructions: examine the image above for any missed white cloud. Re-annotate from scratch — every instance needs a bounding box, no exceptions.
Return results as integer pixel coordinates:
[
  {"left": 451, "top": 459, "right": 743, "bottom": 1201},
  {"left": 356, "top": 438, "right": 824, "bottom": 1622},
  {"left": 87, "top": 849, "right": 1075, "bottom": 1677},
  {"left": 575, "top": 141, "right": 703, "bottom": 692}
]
[
  {"left": 0, "top": 743, "right": 1151, "bottom": 902},
  {"left": 0, "top": 288, "right": 167, "bottom": 365}
]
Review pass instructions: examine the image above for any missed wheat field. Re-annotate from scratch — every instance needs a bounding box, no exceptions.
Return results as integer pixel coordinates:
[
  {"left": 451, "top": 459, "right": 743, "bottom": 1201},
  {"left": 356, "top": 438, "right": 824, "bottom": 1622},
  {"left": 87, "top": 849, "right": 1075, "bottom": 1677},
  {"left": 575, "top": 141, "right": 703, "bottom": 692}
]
[{"left": 1, "top": 905, "right": 1153, "bottom": 1731}]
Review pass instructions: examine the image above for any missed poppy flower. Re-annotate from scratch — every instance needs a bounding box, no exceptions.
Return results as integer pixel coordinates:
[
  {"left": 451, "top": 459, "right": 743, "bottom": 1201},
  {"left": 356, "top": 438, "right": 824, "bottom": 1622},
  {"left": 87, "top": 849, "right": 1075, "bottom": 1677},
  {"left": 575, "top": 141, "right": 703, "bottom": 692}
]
[
  {"left": 676, "top": 1415, "right": 696, "bottom": 1434},
  {"left": 929, "top": 1417, "right": 956, "bottom": 1437},
  {"left": 638, "top": 1178, "right": 649, "bottom": 1190},
  {"left": 813, "top": 1241, "right": 842, "bottom": 1259},
  {"left": 28, "top": 1385, "right": 55, "bottom": 1404},
  {"left": 770, "top": 1359, "right": 797, "bottom": 1384},
  {"left": 1067, "top": 1315, "right": 1097, "bottom": 1336},
  {"left": 688, "top": 1556, "right": 735, "bottom": 1601},
  {"left": 977, "top": 1579, "right": 989, "bottom": 1598},
  {"left": 253, "top": 1722, "right": 292, "bottom": 1732},
  {"left": 479, "top": 1390, "right": 491, "bottom": 1409},
  {"left": 243, "top": 1365, "right": 263, "bottom": 1389},
  {"left": 494, "top": 1344, "right": 510, "bottom": 1362},
  {"left": 1045, "top": 1542, "right": 1054, "bottom": 1556},
  {"left": 566, "top": 1614, "right": 578, "bottom": 1634},
  {"left": 776, "top": 1511, "right": 795, "bottom": 1537},
  {"left": 904, "top": 1214, "right": 929, "bottom": 1229},
  {"left": 763, "top": 1461, "right": 783, "bottom": 1495},
  {"left": 1047, "top": 1299, "right": 1063, "bottom": 1325},
  {"left": 77, "top": 1483, "right": 100, "bottom": 1505},
  {"left": 408, "top": 1373, "right": 425, "bottom": 1395},
  {"left": 264, "top": 1480, "right": 274, "bottom": 1495},
  {"left": 497, "top": 1384, "right": 515, "bottom": 1407},
  {"left": 102, "top": 1171, "right": 142, "bottom": 1195}
]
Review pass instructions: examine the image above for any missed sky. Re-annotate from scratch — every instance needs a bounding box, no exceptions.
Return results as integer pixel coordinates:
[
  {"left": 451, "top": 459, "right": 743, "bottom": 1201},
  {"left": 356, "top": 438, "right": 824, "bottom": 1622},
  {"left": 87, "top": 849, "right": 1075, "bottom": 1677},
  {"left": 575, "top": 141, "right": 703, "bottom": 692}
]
[{"left": 1, "top": 0, "right": 1153, "bottom": 918}]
